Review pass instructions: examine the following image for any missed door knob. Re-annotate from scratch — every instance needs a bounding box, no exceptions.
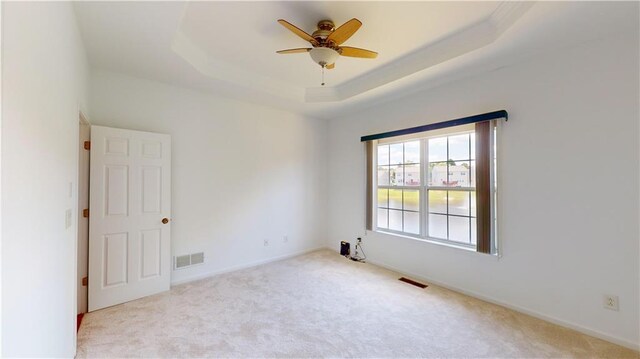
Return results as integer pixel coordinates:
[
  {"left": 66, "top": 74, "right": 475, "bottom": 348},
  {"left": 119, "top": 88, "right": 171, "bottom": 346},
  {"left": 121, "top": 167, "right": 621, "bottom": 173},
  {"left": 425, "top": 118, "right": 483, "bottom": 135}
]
[{"left": 162, "top": 218, "right": 169, "bottom": 224}]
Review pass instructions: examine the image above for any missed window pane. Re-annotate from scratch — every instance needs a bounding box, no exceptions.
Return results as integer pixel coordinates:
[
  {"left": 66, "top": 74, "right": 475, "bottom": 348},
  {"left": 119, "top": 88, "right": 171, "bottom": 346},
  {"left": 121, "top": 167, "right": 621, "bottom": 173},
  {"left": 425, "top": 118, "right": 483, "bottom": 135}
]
[
  {"left": 429, "top": 214, "right": 447, "bottom": 239},
  {"left": 377, "top": 189, "right": 389, "bottom": 208},
  {"left": 448, "top": 161, "right": 470, "bottom": 187},
  {"left": 389, "top": 210, "right": 402, "bottom": 231},
  {"left": 404, "top": 211, "right": 420, "bottom": 234},
  {"left": 404, "top": 164, "right": 420, "bottom": 186},
  {"left": 377, "top": 209, "right": 388, "bottom": 229},
  {"left": 449, "top": 134, "right": 470, "bottom": 161},
  {"left": 390, "top": 165, "right": 403, "bottom": 186},
  {"left": 389, "top": 189, "right": 403, "bottom": 209},
  {"left": 448, "top": 191, "right": 470, "bottom": 216},
  {"left": 428, "top": 162, "right": 447, "bottom": 186},
  {"left": 471, "top": 218, "right": 477, "bottom": 245},
  {"left": 390, "top": 143, "right": 403, "bottom": 165},
  {"left": 428, "top": 190, "right": 447, "bottom": 214},
  {"left": 449, "top": 216, "right": 470, "bottom": 243},
  {"left": 470, "top": 191, "right": 476, "bottom": 217},
  {"left": 403, "top": 190, "right": 419, "bottom": 211},
  {"left": 404, "top": 141, "right": 420, "bottom": 164},
  {"left": 428, "top": 137, "right": 447, "bottom": 162},
  {"left": 377, "top": 166, "right": 389, "bottom": 186},
  {"left": 378, "top": 145, "right": 389, "bottom": 165}
]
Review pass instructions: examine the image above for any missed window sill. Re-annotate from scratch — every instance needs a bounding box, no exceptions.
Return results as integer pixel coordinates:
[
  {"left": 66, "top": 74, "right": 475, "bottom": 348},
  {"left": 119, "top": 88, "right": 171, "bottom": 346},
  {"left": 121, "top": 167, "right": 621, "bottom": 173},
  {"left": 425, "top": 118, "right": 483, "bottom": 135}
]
[{"left": 373, "top": 230, "right": 501, "bottom": 259}]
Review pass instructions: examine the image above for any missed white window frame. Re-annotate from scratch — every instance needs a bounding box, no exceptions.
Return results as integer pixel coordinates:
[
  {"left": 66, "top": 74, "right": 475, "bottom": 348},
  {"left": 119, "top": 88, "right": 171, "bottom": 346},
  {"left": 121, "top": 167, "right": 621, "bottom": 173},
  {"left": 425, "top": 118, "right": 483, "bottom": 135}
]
[{"left": 373, "top": 123, "right": 499, "bottom": 253}]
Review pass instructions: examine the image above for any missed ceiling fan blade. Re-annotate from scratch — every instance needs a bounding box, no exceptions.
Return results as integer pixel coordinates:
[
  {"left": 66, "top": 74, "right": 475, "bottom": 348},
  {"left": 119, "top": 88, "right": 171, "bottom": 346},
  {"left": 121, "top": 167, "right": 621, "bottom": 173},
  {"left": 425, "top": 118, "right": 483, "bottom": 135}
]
[
  {"left": 327, "top": 18, "right": 362, "bottom": 45},
  {"left": 276, "top": 48, "right": 312, "bottom": 54},
  {"left": 326, "top": 63, "right": 335, "bottom": 70},
  {"left": 277, "top": 19, "right": 319, "bottom": 46},
  {"left": 339, "top": 46, "right": 378, "bottom": 59}
]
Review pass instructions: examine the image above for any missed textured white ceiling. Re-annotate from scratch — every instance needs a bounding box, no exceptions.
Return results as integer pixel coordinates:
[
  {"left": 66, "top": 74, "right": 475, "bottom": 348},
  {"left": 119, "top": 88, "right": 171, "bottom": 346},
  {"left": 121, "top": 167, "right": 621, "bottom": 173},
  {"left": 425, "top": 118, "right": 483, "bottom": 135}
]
[
  {"left": 74, "top": 1, "right": 639, "bottom": 119},
  {"left": 177, "top": 1, "right": 500, "bottom": 88}
]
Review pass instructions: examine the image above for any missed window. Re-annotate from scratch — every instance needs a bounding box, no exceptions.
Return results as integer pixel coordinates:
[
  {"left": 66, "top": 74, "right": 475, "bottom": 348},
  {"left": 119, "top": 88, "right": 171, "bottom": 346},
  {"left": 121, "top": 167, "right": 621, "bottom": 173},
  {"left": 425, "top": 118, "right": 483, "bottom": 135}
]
[
  {"left": 376, "top": 141, "right": 421, "bottom": 234},
  {"left": 370, "top": 121, "right": 498, "bottom": 253},
  {"left": 427, "top": 133, "right": 476, "bottom": 245}
]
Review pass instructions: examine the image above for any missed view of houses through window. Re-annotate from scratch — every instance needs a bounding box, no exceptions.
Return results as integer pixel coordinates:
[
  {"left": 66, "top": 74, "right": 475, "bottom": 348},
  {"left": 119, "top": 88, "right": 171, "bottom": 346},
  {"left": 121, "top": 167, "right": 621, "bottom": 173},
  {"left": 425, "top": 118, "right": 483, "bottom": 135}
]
[{"left": 376, "top": 130, "right": 486, "bottom": 247}]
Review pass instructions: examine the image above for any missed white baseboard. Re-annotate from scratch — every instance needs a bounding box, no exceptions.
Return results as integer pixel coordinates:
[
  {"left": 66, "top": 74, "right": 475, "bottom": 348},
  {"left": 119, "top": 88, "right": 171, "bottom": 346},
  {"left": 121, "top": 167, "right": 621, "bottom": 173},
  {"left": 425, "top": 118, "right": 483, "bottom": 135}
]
[
  {"left": 170, "top": 246, "right": 328, "bottom": 286},
  {"left": 364, "top": 256, "right": 640, "bottom": 352}
]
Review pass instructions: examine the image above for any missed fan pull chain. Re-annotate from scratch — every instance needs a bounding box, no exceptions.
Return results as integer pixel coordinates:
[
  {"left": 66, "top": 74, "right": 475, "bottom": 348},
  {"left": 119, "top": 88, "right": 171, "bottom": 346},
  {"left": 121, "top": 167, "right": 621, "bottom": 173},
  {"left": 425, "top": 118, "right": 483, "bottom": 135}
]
[{"left": 321, "top": 66, "right": 325, "bottom": 86}]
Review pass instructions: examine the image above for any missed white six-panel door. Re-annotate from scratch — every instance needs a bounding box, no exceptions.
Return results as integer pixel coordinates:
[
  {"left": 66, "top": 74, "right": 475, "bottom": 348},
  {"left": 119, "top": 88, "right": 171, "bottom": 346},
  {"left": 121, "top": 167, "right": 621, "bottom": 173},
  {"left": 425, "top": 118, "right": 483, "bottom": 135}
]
[{"left": 89, "top": 126, "right": 171, "bottom": 311}]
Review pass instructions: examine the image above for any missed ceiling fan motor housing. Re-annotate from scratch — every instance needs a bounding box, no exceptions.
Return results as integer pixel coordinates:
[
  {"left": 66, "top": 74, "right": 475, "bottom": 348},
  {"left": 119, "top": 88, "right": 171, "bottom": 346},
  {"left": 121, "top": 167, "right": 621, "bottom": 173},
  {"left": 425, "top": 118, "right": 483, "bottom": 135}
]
[
  {"left": 317, "top": 20, "right": 335, "bottom": 31},
  {"left": 312, "top": 20, "right": 335, "bottom": 41}
]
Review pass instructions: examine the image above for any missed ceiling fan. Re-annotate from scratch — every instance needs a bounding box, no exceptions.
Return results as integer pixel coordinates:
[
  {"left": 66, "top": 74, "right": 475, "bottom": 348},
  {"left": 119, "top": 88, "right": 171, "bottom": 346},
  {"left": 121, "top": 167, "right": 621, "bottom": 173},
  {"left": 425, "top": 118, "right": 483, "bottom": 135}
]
[{"left": 276, "top": 18, "right": 378, "bottom": 84}]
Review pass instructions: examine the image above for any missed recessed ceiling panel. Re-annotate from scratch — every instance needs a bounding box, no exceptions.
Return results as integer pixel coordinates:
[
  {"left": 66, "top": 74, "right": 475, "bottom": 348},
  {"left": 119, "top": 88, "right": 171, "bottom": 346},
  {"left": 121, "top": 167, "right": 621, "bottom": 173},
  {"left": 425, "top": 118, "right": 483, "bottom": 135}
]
[
  {"left": 73, "top": 1, "right": 639, "bottom": 117},
  {"left": 178, "top": 2, "right": 501, "bottom": 88}
]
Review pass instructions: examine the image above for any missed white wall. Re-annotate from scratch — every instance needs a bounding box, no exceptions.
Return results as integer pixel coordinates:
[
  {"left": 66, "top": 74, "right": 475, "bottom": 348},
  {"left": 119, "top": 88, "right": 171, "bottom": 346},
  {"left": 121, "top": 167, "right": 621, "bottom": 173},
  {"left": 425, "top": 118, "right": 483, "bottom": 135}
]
[
  {"left": 89, "top": 70, "right": 328, "bottom": 285},
  {"left": 327, "top": 33, "right": 639, "bottom": 349},
  {"left": 1, "top": 2, "right": 89, "bottom": 357},
  {"left": 0, "top": 1, "right": 4, "bottom": 354}
]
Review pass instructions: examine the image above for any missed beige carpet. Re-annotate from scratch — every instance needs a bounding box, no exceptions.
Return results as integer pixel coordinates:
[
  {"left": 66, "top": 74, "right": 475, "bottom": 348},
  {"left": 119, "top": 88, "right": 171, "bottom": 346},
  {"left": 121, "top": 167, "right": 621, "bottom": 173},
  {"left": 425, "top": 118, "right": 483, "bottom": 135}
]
[{"left": 77, "top": 250, "right": 638, "bottom": 358}]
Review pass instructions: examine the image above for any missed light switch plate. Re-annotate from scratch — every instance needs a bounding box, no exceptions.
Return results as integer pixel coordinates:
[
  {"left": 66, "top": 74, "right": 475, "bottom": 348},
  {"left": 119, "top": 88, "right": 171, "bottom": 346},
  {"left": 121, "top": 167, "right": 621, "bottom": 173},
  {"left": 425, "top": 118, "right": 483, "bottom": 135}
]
[{"left": 65, "top": 209, "right": 72, "bottom": 229}]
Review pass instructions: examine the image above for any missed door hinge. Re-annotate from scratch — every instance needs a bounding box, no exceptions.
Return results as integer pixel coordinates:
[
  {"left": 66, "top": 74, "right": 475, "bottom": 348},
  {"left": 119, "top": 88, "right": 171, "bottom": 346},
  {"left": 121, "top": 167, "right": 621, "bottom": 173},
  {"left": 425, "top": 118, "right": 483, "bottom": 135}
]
[
  {"left": 82, "top": 208, "right": 89, "bottom": 218},
  {"left": 82, "top": 277, "right": 88, "bottom": 286},
  {"left": 83, "top": 141, "right": 91, "bottom": 150}
]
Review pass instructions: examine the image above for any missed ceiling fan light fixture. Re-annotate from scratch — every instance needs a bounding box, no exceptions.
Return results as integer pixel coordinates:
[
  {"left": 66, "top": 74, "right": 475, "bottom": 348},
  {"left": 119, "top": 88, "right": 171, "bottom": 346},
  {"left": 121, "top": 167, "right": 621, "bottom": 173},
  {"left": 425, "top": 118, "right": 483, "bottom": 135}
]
[{"left": 309, "top": 47, "right": 339, "bottom": 68}]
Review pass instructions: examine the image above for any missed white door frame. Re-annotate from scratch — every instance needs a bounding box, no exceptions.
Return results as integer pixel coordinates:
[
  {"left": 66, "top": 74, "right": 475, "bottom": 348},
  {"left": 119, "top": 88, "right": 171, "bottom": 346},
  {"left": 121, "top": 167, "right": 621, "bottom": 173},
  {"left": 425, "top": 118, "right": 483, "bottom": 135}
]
[{"left": 77, "top": 112, "right": 91, "bottom": 315}]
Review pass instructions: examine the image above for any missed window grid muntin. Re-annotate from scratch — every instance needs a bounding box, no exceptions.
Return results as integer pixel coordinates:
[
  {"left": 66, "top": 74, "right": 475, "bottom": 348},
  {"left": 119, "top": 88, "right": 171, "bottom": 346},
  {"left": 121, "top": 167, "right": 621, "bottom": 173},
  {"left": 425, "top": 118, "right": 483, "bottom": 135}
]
[{"left": 375, "top": 127, "right": 493, "bottom": 250}]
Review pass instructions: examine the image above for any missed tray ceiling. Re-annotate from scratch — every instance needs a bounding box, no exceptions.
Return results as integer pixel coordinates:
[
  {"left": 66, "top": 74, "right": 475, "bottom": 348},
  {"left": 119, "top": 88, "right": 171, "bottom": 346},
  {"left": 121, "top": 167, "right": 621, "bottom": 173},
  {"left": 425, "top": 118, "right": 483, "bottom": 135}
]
[{"left": 74, "top": 1, "right": 638, "bottom": 119}]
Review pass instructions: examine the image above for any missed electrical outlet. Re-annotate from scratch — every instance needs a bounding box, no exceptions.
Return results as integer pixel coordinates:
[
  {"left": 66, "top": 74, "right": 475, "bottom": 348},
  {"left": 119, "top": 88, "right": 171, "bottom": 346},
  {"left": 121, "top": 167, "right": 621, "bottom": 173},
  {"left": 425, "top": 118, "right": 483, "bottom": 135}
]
[
  {"left": 264, "top": 239, "right": 269, "bottom": 246},
  {"left": 603, "top": 295, "right": 619, "bottom": 311},
  {"left": 283, "top": 235, "right": 288, "bottom": 243}
]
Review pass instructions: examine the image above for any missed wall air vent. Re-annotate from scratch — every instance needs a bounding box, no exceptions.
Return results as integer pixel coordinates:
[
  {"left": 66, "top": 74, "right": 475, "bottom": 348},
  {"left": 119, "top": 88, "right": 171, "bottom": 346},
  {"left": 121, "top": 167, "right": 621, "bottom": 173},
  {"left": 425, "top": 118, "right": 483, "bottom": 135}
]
[
  {"left": 174, "top": 252, "right": 205, "bottom": 270},
  {"left": 190, "top": 252, "right": 204, "bottom": 265},
  {"left": 175, "top": 255, "right": 191, "bottom": 269}
]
